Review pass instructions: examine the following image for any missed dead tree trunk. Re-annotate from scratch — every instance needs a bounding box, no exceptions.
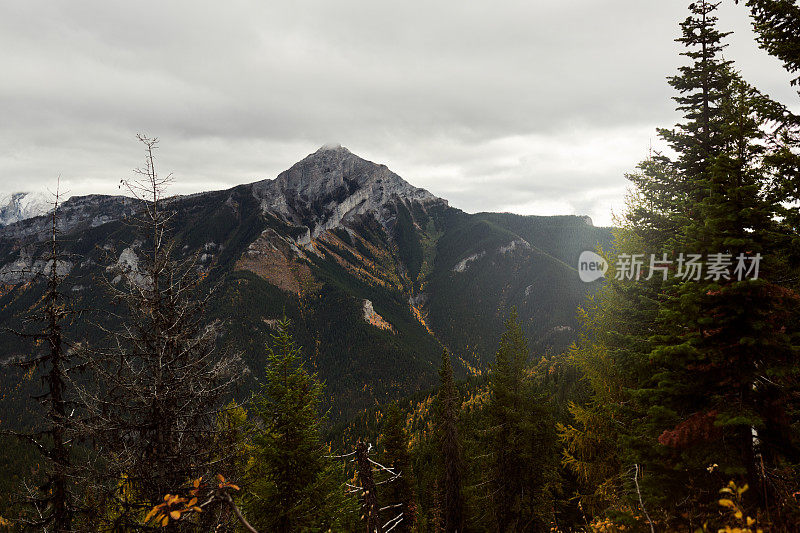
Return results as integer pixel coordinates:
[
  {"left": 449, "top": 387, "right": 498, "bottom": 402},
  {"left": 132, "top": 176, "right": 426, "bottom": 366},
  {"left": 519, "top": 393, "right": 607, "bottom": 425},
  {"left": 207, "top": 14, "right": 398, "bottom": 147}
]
[
  {"left": 75, "top": 135, "right": 241, "bottom": 528},
  {"left": 44, "top": 194, "right": 71, "bottom": 532},
  {"left": 4, "top": 186, "right": 74, "bottom": 531},
  {"left": 356, "top": 440, "right": 382, "bottom": 533}
]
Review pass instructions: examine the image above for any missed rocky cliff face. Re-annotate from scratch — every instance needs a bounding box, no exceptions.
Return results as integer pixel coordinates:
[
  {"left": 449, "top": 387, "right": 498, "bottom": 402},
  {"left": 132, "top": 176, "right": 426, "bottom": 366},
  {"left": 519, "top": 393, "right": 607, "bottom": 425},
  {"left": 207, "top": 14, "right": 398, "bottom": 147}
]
[{"left": 250, "top": 144, "right": 445, "bottom": 238}]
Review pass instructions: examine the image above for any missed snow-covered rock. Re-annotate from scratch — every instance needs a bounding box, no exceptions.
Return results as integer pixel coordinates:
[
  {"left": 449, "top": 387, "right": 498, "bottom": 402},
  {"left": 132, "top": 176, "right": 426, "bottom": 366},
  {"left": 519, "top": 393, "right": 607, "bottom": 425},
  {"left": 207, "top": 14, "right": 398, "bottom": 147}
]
[
  {"left": 0, "top": 192, "right": 53, "bottom": 226},
  {"left": 0, "top": 194, "right": 139, "bottom": 241}
]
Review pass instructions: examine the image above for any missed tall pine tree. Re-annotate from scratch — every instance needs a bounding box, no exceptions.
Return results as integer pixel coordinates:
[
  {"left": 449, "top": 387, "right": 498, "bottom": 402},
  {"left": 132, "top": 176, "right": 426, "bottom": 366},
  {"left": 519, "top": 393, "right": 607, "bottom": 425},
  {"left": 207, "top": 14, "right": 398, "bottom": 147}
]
[
  {"left": 436, "top": 349, "right": 464, "bottom": 533},
  {"left": 740, "top": 0, "right": 800, "bottom": 90},
  {"left": 624, "top": 1, "right": 800, "bottom": 527},
  {"left": 565, "top": 2, "right": 800, "bottom": 527},
  {"left": 487, "top": 309, "right": 557, "bottom": 532},
  {"left": 246, "top": 318, "right": 356, "bottom": 532}
]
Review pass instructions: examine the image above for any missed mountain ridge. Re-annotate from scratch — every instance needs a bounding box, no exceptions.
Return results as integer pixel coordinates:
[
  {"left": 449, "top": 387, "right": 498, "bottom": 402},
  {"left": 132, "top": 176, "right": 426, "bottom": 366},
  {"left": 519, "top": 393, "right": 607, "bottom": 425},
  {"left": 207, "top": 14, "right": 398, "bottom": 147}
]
[
  {"left": 0, "top": 145, "right": 598, "bottom": 243},
  {"left": 0, "top": 145, "right": 613, "bottom": 423},
  {"left": 0, "top": 145, "right": 446, "bottom": 241}
]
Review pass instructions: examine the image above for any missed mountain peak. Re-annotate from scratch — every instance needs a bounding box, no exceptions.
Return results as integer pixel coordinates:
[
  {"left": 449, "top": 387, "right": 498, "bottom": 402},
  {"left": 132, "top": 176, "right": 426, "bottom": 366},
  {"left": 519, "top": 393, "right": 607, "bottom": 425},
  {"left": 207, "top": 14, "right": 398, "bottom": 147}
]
[
  {"left": 316, "top": 142, "right": 348, "bottom": 153},
  {"left": 300, "top": 143, "right": 356, "bottom": 169},
  {"left": 0, "top": 191, "right": 53, "bottom": 226},
  {"left": 251, "top": 147, "right": 443, "bottom": 238}
]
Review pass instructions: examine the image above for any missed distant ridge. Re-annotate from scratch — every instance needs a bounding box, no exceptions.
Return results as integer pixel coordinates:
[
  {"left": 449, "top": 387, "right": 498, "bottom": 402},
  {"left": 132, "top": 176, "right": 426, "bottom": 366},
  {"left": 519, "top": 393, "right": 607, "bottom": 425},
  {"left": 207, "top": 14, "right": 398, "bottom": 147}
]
[{"left": 0, "top": 191, "right": 53, "bottom": 226}]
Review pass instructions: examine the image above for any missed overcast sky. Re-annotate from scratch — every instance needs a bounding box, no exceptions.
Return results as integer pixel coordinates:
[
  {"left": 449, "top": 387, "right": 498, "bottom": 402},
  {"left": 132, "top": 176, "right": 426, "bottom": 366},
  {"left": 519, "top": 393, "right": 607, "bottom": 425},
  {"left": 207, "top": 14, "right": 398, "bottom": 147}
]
[{"left": 1, "top": 1, "right": 797, "bottom": 226}]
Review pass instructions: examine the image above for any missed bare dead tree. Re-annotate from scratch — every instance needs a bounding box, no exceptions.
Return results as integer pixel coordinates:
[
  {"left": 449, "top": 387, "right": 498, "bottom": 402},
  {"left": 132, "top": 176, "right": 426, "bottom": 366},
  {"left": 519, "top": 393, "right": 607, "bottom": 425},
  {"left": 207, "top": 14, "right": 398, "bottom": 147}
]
[
  {"left": 377, "top": 404, "right": 416, "bottom": 533},
  {"left": 330, "top": 441, "right": 407, "bottom": 532},
  {"left": 74, "top": 135, "right": 242, "bottom": 530},
  {"left": 356, "top": 440, "right": 383, "bottom": 533},
  {"left": 2, "top": 184, "right": 76, "bottom": 532}
]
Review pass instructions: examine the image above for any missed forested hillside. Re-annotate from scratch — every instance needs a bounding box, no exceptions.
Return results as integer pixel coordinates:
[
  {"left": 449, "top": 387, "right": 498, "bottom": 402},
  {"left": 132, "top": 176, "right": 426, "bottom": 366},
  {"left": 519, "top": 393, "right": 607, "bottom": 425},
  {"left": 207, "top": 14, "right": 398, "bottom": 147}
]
[{"left": 0, "top": 146, "right": 608, "bottom": 430}]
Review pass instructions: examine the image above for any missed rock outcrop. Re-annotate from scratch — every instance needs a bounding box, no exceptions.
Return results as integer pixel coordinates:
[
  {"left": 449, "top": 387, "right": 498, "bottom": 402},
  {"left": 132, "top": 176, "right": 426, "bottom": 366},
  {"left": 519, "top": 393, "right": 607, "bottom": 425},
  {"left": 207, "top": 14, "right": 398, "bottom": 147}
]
[
  {"left": 362, "top": 299, "right": 394, "bottom": 333},
  {"left": 235, "top": 228, "right": 313, "bottom": 294}
]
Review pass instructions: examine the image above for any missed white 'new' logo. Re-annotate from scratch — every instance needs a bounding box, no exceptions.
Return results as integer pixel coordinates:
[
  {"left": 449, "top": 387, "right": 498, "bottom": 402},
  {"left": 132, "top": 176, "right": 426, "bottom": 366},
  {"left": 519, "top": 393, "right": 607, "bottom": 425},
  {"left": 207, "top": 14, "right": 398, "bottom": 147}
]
[{"left": 578, "top": 251, "right": 608, "bottom": 282}]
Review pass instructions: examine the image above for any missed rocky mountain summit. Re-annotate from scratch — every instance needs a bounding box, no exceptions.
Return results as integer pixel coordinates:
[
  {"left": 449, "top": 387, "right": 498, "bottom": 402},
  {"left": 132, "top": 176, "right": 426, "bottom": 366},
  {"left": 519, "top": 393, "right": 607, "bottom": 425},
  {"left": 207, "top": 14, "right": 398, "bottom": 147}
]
[
  {"left": 0, "top": 145, "right": 442, "bottom": 243},
  {"left": 251, "top": 144, "right": 445, "bottom": 239}
]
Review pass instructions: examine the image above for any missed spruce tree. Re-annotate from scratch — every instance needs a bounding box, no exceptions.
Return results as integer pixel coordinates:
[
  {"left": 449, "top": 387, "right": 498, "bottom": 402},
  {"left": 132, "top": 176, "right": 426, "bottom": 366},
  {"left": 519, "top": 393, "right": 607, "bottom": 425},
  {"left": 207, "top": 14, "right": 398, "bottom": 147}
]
[
  {"left": 656, "top": 0, "right": 734, "bottom": 218},
  {"left": 487, "top": 309, "right": 557, "bottom": 531},
  {"left": 558, "top": 151, "right": 681, "bottom": 521},
  {"left": 246, "top": 318, "right": 356, "bottom": 532},
  {"left": 740, "top": 0, "right": 800, "bottom": 90},
  {"left": 436, "top": 349, "right": 464, "bottom": 533},
  {"left": 565, "top": 2, "right": 800, "bottom": 527},
  {"left": 558, "top": 213, "right": 666, "bottom": 519},
  {"left": 740, "top": 0, "right": 800, "bottom": 270},
  {"left": 624, "top": 1, "right": 800, "bottom": 526},
  {"left": 624, "top": 4, "right": 740, "bottom": 507}
]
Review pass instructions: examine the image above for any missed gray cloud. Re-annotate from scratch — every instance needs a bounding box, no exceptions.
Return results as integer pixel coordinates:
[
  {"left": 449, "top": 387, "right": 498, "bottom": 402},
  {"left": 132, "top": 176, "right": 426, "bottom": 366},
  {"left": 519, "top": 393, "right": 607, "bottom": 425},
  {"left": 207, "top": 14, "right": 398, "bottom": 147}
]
[{"left": 1, "top": 1, "right": 797, "bottom": 226}]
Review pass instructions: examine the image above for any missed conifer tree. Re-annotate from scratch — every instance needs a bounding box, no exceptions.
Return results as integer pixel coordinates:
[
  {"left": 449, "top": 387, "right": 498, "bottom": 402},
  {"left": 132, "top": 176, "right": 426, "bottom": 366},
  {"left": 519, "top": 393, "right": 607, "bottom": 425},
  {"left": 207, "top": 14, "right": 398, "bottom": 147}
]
[
  {"left": 740, "top": 0, "right": 800, "bottom": 90},
  {"left": 739, "top": 0, "right": 800, "bottom": 262},
  {"left": 436, "top": 349, "right": 464, "bottom": 533},
  {"left": 488, "top": 309, "right": 556, "bottom": 531},
  {"left": 246, "top": 318, "right": 356, "bottom": 532},
  {"left": 379, "top": 403, "right": 417, "bottom": 533},
  {"left": 558, "top": 210, "right": 666, "bottom": 519},
  {"left": 565, "top": 2, "right": 800, "bottom": 527},
  {"left": 557, "top": 151, "right": 682, "bottom": 523},
  {"left": 656, "top": 0, "right": 734, "bottom": 216},
  {"left": 622, "top": 1, "right": 800, "bottom": 525}
]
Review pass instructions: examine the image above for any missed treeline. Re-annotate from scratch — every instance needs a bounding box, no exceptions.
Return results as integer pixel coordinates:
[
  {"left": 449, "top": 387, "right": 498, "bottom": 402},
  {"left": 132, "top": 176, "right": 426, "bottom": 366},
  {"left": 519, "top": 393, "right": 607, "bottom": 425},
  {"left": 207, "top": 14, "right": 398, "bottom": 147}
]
[
  {"left": 558, "top": 0, "right": 800, "bottom": 530},
  {"left": 389, "top": 1, "right": 800, "bottom": 530}
]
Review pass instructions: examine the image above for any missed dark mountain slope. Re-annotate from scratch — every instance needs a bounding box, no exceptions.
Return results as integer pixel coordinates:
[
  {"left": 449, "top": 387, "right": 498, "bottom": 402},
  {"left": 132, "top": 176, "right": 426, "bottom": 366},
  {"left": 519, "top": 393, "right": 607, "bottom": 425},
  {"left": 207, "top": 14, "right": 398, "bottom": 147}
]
[{"left": 0, "top": 146, "right": 611, "bottom": 423}]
